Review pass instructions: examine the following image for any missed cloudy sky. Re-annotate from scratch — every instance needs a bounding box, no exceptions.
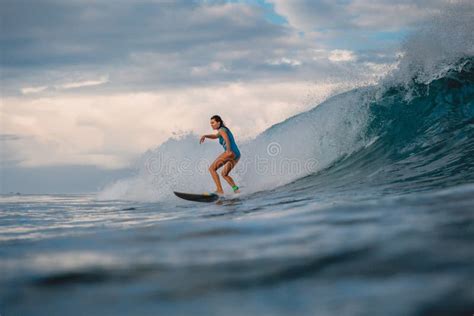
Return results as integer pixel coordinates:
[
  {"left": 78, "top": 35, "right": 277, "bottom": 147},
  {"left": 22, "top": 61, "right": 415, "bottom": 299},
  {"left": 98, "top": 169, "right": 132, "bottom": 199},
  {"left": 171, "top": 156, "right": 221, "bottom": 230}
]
[{"left": 0, "top": 0, "right": 459, "bottom": 193}]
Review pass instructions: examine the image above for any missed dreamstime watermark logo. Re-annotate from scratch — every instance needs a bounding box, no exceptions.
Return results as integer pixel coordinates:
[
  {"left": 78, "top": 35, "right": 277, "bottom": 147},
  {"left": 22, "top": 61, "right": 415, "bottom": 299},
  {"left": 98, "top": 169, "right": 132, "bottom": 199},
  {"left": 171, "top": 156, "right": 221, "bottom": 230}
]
[
  {"left": 267, "top": 142, "right": 281, "bottom": 156},
  {"left": 144, "top": 141, "right": 319, "bottom": 177}
]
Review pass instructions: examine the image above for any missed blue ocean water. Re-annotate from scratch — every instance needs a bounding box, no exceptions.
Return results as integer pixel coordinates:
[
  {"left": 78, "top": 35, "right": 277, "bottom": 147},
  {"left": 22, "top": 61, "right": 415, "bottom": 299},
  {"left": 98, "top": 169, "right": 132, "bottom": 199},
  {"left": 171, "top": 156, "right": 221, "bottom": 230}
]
[{"left": 2, "top": 12, "right": 474, "bottom": 316}]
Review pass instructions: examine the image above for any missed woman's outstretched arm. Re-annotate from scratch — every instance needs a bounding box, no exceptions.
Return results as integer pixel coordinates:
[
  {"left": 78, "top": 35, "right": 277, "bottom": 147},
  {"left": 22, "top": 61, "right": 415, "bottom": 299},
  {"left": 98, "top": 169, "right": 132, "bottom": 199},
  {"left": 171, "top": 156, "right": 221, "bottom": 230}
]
[{"left": 200, "top": 133, "right": 218, "bottom": 144}]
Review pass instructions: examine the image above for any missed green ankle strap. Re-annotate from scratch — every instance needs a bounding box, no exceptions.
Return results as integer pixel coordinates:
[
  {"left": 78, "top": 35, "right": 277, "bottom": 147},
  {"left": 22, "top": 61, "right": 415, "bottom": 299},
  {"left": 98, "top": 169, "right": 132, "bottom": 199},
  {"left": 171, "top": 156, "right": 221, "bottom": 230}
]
[{"left": 232, "top": 185, "right": 239, "bottom": 192}]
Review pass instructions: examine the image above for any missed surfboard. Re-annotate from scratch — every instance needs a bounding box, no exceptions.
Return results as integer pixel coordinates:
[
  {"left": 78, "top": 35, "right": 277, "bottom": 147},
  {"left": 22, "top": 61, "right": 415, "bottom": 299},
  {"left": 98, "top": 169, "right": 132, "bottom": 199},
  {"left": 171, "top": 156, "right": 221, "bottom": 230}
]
[{"left": 173, "top": 191, "right": 220, "bottom": 203}]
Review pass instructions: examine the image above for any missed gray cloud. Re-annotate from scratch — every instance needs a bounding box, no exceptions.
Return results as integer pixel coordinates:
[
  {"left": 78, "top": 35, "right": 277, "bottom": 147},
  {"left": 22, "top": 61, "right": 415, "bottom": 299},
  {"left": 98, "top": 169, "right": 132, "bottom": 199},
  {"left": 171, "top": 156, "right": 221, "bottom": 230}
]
[
  {"left": 268, "top": 0, "right": 453, "bottom": 31},
  {"left": 3, "top": 1, "right": 463, "bottom": 97},
  {"left": 0, "top": 134, "right": 22, "bottom": 141},
  {"left": 1, "top": 0, "right": 402, "bottom": 95},
  {"left": 0, "top": 134, "right": 26, "bottom": 167},
  {"left": 1, "top": 1, "right": 285, "bottom": 70}
]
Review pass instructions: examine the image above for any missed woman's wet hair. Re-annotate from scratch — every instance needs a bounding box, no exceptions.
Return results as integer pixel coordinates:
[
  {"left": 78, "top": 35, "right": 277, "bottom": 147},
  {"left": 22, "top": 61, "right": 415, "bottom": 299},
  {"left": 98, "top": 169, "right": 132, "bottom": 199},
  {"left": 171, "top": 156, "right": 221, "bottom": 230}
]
[{"left": 210, "top": 115, "right": 226, "bottom": 129}]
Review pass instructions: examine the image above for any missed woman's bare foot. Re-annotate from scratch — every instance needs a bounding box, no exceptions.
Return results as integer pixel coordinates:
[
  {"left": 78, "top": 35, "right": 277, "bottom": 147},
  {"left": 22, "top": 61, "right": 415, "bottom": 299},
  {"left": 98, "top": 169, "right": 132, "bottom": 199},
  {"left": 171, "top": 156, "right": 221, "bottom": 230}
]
[
  {"left": 214, "top": 190, "right": 224, "bottom": 195},
  {"left": 234, "top": 189, "right": 240, "bottom": 194}
]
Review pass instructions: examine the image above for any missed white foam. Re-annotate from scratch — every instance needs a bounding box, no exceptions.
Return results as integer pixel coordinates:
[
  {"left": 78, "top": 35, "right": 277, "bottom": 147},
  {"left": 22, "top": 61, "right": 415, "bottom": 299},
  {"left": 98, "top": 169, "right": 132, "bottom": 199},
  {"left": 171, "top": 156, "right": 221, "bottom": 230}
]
[{"left": 385, "top": 1, "right": 474, "bottom": 88}]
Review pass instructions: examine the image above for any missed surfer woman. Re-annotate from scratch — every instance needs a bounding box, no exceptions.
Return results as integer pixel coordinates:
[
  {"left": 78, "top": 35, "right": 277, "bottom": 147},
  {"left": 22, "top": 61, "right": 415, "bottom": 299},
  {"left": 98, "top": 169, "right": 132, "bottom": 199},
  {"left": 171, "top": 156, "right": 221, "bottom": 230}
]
[{"left": 200, "top": 115, "right": 241, "bottom": 195}]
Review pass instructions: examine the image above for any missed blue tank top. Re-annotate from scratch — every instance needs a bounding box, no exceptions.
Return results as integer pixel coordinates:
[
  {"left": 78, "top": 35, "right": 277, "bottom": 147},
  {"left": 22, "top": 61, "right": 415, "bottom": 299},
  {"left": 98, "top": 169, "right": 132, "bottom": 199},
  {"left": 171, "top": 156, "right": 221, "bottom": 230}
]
[{"left": 218, "top": 126, "right": 241, "bottom": 159}]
